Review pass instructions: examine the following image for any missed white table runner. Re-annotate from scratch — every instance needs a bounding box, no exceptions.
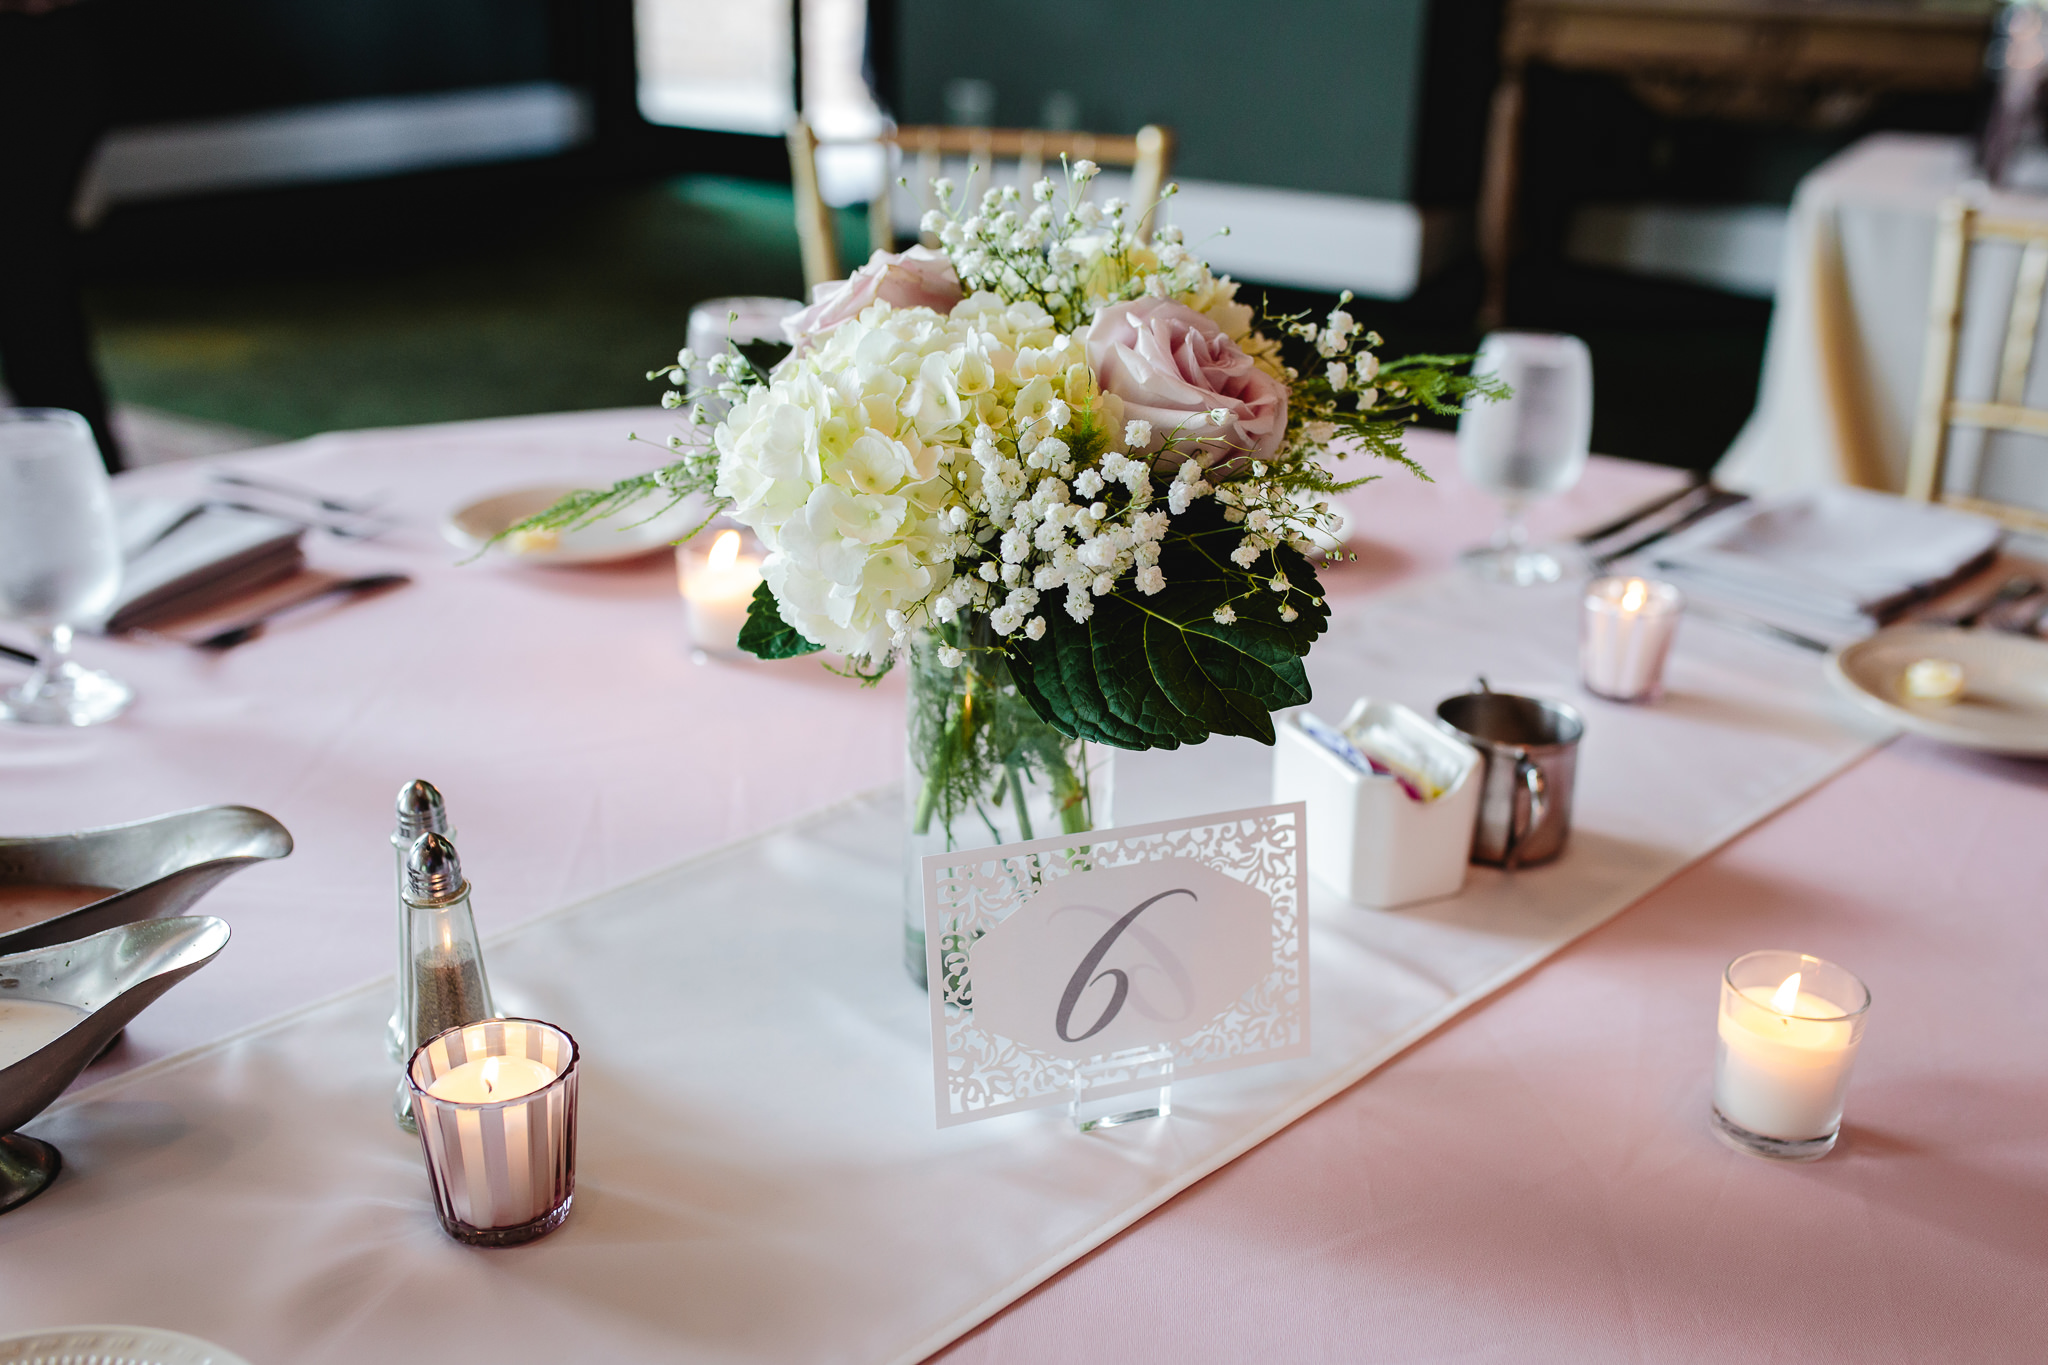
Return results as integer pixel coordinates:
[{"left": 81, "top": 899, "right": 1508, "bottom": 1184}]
[{"left": 6, "top": 571, "right": 1888, "bottom": 1364}]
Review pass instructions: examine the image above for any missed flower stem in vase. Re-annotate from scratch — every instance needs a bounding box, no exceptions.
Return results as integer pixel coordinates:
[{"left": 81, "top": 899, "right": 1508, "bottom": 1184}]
[{"left": 902, "top": 623, "right": 1107, "bottom": 990}]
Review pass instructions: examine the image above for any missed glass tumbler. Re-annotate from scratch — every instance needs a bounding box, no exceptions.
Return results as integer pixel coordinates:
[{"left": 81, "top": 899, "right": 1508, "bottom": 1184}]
[
  {"left": 1713, "top": 950, "right": 1871, "bottom": 1161},
  {"left": 0, "top": 409, "right": 130, "bottom": 726}
]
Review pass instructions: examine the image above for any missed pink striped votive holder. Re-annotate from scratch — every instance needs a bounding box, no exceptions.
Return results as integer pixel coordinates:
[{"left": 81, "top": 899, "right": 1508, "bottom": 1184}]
[{"left": 406, "top": 1017, "right": 579, "bottom": 1246}]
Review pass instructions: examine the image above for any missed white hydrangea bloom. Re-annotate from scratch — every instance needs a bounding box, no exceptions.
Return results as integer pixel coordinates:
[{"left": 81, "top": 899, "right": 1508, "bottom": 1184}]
[{"left": 713, "top": 301, "right": 1004, "bottom": 659}]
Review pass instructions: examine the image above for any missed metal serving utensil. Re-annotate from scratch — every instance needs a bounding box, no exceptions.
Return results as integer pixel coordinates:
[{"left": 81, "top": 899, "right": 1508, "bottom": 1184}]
[
  {"left": 0, "top": 806, "right": 290, "bottom": 956},
  {"left": 0, "top": 915, "right": 231, "bottom": 1213}
]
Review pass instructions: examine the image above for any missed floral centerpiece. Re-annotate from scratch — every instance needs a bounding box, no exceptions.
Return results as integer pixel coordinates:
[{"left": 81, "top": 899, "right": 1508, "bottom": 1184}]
[{"left": 516, "top": 164, "right": 1498, "bottom": 982}]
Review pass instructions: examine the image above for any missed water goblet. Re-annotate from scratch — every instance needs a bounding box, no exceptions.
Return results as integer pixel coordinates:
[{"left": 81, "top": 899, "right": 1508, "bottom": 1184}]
[
  {"left": 0, "top": 409, "right": 131, "bottom": 726},
  {"left": 1457, "top": 331, "right": 1593, "bottom": 586}
]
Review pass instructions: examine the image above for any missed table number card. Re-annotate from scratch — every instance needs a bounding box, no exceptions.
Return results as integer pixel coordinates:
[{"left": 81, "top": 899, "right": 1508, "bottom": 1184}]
[{"left": 923, "top": 801, "right": 1309, "bottom": 1128}]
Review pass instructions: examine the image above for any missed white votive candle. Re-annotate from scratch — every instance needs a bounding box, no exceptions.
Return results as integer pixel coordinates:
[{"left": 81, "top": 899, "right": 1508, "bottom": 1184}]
[
  {"left": 1712, "top": 951, "right": 1870, "bottom": 1160},
  {"left": 678, "top": 527, "right": 763, "bottom": 659},
  {"left": 1581, "top": 575, "right": 1682, "bottom": 703},
  {"left": 407, "top": 1017, "right": 580, "bottom": 1246}
]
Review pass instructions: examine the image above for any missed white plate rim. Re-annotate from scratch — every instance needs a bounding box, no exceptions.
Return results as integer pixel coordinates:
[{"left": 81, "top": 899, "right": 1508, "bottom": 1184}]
[
  {"left": 0, "top": 1325, "right": 251, "bottom": 1365},
  {"left": 440, "top": 484, "right": 695, "bottom": 566},
  {"left": 1825, "top": 624, "right": 2048, "bottom": 756}
]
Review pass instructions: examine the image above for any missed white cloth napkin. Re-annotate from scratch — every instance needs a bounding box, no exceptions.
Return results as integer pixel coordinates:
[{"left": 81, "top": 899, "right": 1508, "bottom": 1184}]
[
  {"left": 1650, "top": 486, "right": 2000, "bottom": 630},
  {"left": 106, "top": 496, "right": 305, "bottom": 632}
]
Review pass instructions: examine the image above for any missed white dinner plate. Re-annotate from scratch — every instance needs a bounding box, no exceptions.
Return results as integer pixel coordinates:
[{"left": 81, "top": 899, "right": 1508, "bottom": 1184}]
[
  {"left": 0, "top": 1326, "right": 250, "bottom": 1365},
  {"left": 1826, "top": 624, "right": 2048, "bottom": 755},
  {"left": 441, "top": 484, "right": 702, "bottom": 566}
]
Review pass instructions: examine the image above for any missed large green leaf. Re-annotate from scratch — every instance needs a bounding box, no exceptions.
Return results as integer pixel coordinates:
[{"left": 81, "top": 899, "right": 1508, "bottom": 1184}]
[
  {"left": 1007, "top": 610, "right": 1172, "bottom": 749},
  {"left": 1007, "top": 499, "right": 1330, "bottom": 751},
  {"left": 737, "top": 580, "right": 823, "bottom": 658}
]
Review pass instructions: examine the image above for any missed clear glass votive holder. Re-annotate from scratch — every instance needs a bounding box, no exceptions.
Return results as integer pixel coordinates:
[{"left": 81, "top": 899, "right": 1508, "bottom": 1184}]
[
  {"left": 1580, "top": 575, "right": 1682, "bottom": 703},
  {"left": 676, "top": 521, "right": 764, "bottom": 662},
  {"left": 1713, "top": 950, "right": 1870, "bottom": 1161},
  {"left": 407, "top": 1017, "right": 579, "bottom": 1246}
]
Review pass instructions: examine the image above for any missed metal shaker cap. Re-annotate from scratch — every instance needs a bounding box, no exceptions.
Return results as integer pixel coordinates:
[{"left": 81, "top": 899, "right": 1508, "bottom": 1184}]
[
  {"left": 394, "top": 779, "right": 450, "bottom": 843},
  {"left": 404, "top": 832, "right": 469, "bottom": 906}
]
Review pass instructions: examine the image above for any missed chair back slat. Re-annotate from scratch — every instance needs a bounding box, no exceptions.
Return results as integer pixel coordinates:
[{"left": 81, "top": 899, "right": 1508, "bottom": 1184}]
[
  {"left": 1996, "top": 241, "right": 2048, "bottom": 406},
  {"left": 785, "top": 122, "right": 840, "bottom": 298},
  {"left": 787, "top": 120, "right": 1175, "bottom": 292},
  {"left": 1906, "top": 196, "right": 2048, "bottom": 529}
]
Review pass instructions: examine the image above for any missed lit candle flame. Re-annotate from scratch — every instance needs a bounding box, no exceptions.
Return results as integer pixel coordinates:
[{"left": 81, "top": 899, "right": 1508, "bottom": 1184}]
[
  {"left": 1620, "top": 579, "right": 1648, "bottom": 613},
  {"left": 708, "top": 529, "right": 742, "bottom": 573},
  {"left": 1770, "top": 972, "right": 1802, "bottom": 1013},
  {"left": 480, "top": 1055, "right": 500, "bottom": 1096}
]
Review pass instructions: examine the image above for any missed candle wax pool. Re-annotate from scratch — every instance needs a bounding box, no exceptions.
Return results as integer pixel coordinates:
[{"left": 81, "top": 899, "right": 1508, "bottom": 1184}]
[{"left": 427, "top": 1054, "right": 557, "bottom": 1104}]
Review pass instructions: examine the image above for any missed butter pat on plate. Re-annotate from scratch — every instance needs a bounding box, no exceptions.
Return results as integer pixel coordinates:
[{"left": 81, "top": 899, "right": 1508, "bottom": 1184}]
[{"left": 1900, "top": 657, "right": 1965, "bottom": 704}]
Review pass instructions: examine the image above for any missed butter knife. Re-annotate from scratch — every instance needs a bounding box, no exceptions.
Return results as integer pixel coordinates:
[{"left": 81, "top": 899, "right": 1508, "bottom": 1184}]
[{"left": 195, "top": 572, "right": 411, "bottom": 651}]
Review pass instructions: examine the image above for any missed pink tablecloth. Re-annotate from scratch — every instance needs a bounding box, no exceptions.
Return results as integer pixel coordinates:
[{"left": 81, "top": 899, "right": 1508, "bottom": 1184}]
[{"left": 5, "top": 410, "right": 2042, "bottom": 1361}]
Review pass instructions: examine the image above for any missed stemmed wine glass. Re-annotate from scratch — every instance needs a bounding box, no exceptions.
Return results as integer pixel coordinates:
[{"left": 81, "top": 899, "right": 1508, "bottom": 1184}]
[
  {"left": 1457, "top": 332, "right": 1593, "bottom": 586},
  {"left": 0, "top": 409, "right": 131, "bottom": 725}
]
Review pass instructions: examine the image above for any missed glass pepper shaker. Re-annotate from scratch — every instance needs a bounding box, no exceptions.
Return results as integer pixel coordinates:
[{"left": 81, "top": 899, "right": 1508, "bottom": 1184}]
[
  {"left": 388, "top": 780, "right": 454, "bottom": 1063},
  {"left": 393, "top": 831, "right": 497, "bottom": 1133}
]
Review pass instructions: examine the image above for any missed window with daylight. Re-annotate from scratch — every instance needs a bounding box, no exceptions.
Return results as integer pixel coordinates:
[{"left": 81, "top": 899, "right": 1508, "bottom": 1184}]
[{"left": 634, "top": 0, "right": 882, "bottom": 153}]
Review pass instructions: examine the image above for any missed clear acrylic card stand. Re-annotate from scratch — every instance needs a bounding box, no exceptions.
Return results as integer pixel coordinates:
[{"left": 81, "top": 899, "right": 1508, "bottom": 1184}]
[{"left": 1070, "top": 1043, "right": 1175, "bottom": 1132}]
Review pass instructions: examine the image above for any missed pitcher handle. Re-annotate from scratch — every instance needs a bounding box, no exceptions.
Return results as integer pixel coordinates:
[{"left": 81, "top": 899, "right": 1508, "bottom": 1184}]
[{"left": 1502, "top": 757, "right": 1549, "bottom": 871}]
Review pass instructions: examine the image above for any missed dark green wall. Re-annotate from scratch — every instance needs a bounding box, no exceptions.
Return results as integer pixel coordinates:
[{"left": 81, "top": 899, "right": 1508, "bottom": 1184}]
[
  {"left": 891, "top": 0, "right": 1430, "bottom": 202},
  {"left": 111, "top": 0, "right": 555, "bottom": 123}
]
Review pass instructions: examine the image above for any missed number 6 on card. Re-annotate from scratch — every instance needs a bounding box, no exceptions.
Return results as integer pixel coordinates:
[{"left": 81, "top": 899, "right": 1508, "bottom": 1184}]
[{"left": 922, "top": 802, "right": 1310, "bottom": 1129}]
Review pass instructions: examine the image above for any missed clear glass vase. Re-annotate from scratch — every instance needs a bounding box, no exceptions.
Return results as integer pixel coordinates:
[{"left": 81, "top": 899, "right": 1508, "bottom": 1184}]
[{"left": 902, "top": 622, "right": 1111, "bottom": 989}]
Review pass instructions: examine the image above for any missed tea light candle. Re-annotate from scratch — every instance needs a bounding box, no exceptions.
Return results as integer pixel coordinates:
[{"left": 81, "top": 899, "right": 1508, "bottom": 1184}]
[
  {"left": 1581, "top": 575, "right": 1682, "bottom": 703},
  {"left": 678, "top": 527, "right": 763, "bottom": 659},
  {"left": 407, "top": 1017, "right": 580, "bottom": 1246},
  {"left": 1712, "top": 950, "right": 1870, "bottom": 1161},
  {"left": 426, "top": 1053, "right": 556, "bottom": 1104}
]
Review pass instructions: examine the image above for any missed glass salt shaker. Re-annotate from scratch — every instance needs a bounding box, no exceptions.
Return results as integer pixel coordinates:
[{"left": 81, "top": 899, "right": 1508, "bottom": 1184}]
[
  {"left": 394, "top": 831, "right": 497, "bottom": 1133},
  {"left": 388, "top": 780, "right": 454, "bottom": 1062}
]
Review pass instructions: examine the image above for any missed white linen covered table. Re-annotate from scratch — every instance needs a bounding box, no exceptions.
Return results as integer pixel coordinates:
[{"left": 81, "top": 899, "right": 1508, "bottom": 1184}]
[{"left": 2, "top": 409, "right": 2043, "bottom": 1363}]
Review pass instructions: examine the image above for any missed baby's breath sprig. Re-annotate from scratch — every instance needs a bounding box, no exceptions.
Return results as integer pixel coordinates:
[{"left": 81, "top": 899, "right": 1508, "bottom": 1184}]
[
  {"left": 492, "top": 334, "right": 772, "bottom": 548},
  {"left": 1262, "top": 294, "right": 1510, "bottom": 488},
  {"left": 919, "top": 157, "right": 1195, "bottom": 335}
]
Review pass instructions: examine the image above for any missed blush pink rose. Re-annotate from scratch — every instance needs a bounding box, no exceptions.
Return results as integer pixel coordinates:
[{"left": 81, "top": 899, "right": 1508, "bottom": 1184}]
[
  {"left": 780, "top": 245, "right": 964, "bottom": 347},
  {"left": 1086, "top": 298, "right": 1288, "bottom": 471}
]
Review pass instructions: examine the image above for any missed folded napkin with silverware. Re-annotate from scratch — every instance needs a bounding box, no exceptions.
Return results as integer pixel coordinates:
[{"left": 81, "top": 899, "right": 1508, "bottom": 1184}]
[
  {"left": 1649, "top": 487, "right": 2001, "bottom": 635},
  {"left": 105, "top": 495, "right": 306, "bottom": 633}
]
